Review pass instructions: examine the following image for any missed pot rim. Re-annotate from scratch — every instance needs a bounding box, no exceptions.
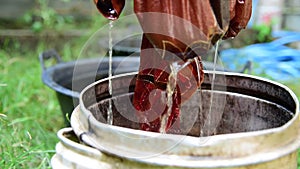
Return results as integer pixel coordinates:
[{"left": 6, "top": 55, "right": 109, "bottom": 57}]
[{"left": 41, "top": 57, "right": 141, "bottom": 98}]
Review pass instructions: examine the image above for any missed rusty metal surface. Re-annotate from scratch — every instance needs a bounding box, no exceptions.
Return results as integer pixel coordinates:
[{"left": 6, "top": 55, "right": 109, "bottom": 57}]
[{"left": 70, "top": 71, "right": 300, "bottom": 168}]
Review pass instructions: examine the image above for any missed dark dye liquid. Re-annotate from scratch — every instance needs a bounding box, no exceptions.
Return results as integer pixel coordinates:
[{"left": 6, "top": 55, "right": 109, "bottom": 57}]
[{"left": 95, "top": 0, "right": 125, "bottom": 20}]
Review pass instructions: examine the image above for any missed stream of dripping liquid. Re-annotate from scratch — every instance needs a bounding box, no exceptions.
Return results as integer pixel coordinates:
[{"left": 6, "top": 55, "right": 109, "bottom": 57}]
[
  {"left": 201, "top": 40, "right": 220, "bottom": 136},
  {"left": 159, "top": 41, "right": 221, "bottom": 135},
  {"left": 159, "top": 62, "right": 179, "bottom": 133},
  {"left": 107, "top": 20, "right": 114, "bottom": 125},
  {"left": 159, "top": 60, "right": 196, "bottom": 133}
]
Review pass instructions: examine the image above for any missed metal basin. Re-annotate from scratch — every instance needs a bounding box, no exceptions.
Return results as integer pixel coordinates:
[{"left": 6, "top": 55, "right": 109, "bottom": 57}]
[
  {"left": 39, "top": 50, "right": 140, "bottom": 124},
  {"left": 69, "top": 71, "right": 300, "bottom": 168}
]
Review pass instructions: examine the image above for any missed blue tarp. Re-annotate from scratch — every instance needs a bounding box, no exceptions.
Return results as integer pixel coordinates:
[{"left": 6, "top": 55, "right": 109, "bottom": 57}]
[{"left": 220, "top": 31, "right": 300, "bottom": 81}]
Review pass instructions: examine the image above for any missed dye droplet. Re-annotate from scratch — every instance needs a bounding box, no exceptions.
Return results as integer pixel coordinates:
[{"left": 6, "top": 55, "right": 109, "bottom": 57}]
[
  {"left": 237, "top": 0, "right": 245, "bottom": 4},
  {"left": 95, "top": 0, "right": 125, "bottom": 20}
]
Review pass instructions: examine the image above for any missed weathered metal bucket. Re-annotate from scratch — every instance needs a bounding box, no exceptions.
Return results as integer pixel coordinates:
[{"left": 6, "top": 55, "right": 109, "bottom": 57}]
[{"left": 54, "top": 71, "right": 300, "bottom": 169}]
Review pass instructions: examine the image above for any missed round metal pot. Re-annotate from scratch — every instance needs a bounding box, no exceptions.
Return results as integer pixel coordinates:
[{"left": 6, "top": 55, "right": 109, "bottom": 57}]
[{"left": 68, "top": 71, "right": 300, "bottom": 168}]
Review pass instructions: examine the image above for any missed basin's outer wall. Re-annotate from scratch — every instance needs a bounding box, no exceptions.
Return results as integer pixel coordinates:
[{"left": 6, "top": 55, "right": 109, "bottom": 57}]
[
  {"left": 51, "top": 128, "right": 298, "bottom": 169},
  {"left": 41, "top": 57, "right": 141, "bottom": 125}
]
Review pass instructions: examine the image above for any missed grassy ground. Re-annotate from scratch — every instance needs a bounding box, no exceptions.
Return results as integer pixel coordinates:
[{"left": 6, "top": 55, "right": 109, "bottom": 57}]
[
  {"left": 0, "top": 36, "right": 88, "bottom": 168},
  {"left": 0, "top": 45, "right": 63, "bottom": 168},
  {"left": 1, "top": 55, "right": 60, "bottom": 168}
]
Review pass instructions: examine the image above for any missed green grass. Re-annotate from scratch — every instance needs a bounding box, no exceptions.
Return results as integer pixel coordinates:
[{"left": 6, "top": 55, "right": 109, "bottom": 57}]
[
  {"left": 0, "top": 21, "right": 94, "bottom": 167},
  {"left": 0, "top": 47, "right": 64, "bottom": 168},
  {"left": 0, "top": 6, "right": 112, "bottom": 167}
]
